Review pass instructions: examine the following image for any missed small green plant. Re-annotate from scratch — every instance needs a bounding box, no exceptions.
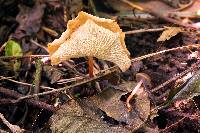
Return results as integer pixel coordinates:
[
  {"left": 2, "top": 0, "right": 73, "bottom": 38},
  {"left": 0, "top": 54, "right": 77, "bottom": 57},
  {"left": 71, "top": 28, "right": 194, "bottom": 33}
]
[{"left": 5, "top": 40, "right": 23, "bottom": 72}]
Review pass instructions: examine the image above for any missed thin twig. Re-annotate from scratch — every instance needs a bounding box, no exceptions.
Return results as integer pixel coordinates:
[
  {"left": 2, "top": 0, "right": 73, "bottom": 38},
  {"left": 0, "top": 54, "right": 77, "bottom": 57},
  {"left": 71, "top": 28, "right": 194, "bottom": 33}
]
[
  {"left": 121, "top": 0, "right": 198, "bottom": 29},
  {"left": 174, "top": 0, "right": 194, "bottom": 12},
  {"left": 131, "top": 44, "right": 200, "bottom": 62},
  {"left": 0, "top": 87, "right": 56, "bottom": 112},
  {"left": 151, "top": 64, "right": 198, "bottom": 93},
  {"left": 16, "top": 66, "right": 119, "bottom": 101},
  {"left": 11, "top": 44, "right": 199, "bottom": 101},
  {"left": 0, "top": 76, "right": 54, "bottom": 90},
  {"left": 0, "top": 112, "right": 24, "bottom": 133},
  {"left": 125, "top": 27, "right": 166, "bottom": 35},
  {"left": 42, "top": 26, "right": 58, "bottom": 37},
  {"left": 0, "top": 55, "right": 49, "bottom": 60},
  {"left": 120, "top": 0, "right": 144, "bottom": 11},
  {"left": 159, "top": 117, "right": 186, "bottom": 133}
]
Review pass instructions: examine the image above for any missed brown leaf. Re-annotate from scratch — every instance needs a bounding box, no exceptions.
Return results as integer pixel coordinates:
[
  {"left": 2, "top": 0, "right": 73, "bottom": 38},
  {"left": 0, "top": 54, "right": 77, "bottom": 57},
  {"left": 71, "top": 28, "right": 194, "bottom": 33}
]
[
  {"left": 50, "top": 100, "right": 129, "bottom": 133},
  {"left": 157, "top": 27, "right": 182, "bottom": 42},
  {"left": 12, "top": 3, "right": 45, "bottom": 40},
  {"left": 89, "top": 82, "right": 150, "bottom": 130}
]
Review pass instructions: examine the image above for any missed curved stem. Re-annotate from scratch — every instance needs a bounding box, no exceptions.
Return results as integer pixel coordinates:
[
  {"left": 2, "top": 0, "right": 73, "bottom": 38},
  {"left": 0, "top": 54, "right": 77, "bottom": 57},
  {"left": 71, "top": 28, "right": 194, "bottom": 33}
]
[
  {"left": 126, "top": 80, "right": 143, "bottom": 112},
  {"left": 88, "top": 56, "right": 94, "bottom": 77}
]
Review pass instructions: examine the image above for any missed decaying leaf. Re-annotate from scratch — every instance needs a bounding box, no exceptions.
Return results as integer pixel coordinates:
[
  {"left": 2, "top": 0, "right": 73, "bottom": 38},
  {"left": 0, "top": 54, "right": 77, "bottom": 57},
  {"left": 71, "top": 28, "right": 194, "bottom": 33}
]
[
  {"left": 50, "top": 81, "right": 151, "bottom": 132},
  {"left": 172, "top": 70, "right": 200, "bottom": 101},
  {"left": 50, "top": 100, "right": 129, "bottom": 133},
  {"left": 157, "top": 27, "right": 182, "bottom": 42},
  {"left": 12, "top": 3, "right": 45, "bottom": 39},
  {"left": 48, "top": 11, "right": 131, "bottom": 72},
  {"left": 89, "top": 82, "right": 150, "bottom": 130}
]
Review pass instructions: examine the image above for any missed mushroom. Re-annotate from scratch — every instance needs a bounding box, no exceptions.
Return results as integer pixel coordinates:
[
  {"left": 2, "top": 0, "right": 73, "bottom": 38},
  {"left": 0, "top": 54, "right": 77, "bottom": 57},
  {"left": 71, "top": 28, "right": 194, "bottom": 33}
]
[
  {"left": 126, "top": 73, "right": 151, "bottom": 112},
  {"left": 48, "top": 11, "right": 131, "bottom": 76}
]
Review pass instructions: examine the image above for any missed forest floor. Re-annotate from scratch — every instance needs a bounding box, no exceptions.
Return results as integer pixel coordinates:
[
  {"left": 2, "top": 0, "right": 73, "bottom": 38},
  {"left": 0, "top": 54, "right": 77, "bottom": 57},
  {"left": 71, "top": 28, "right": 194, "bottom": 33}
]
[{"left": 0, "top": 0, "right": 200, "bottom": 133}]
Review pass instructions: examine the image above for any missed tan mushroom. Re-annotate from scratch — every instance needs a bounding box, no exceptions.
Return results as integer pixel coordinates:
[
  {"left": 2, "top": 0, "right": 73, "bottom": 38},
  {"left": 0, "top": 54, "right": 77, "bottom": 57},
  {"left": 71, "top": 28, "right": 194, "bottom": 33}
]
[{"left": 48, "top": 11, "right": 131, "bottom": 75}]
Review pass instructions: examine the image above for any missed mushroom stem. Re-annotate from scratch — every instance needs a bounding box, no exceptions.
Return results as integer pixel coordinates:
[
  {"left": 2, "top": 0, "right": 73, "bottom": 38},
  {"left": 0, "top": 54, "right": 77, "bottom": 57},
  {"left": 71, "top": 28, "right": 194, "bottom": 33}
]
[
  {"left": 88, "top": 56, "right": 94, "bottom": 77},
  {"left": 126, "top": 80, "right": 143, "bottom": 112}
]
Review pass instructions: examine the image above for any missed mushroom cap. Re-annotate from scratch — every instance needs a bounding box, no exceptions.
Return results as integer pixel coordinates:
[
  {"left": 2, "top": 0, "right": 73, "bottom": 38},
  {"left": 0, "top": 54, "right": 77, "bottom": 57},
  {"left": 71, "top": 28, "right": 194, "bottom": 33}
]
[
  {"left": 48, "top": 11, "right": 131, "bottom": 72},
  {"left": 48, "top": 11, "right": 129, "bottom": 57},
  {"left": 136, "top": 73, "right": 151, "bottom": 87}
]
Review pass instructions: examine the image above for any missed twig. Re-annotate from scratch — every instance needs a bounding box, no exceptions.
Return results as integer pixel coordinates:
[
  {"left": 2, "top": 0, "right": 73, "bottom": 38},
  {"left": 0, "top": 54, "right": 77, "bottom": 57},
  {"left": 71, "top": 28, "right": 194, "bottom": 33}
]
[
  {"left": 131, "top": 44, "right": 200, "bottom": 62},
  {"left": 125, "top": 27, "right": 166, "bottom": 35},
  {"left": 0, "top": 76, "right": 54, "bottom": 90},
  {"left": 121, "top": 0, "right": 198, "bottom": 29},
  {"left": 0, "top": 87, "right": 56, "bottom": 112},
  {"left": 16, "top": 66, "right": 119, "bottom": 101},
  {"left": 151, "top": 64, "right": 198, "bottom": 93},
  {"left": 120, "top": 0, "right": 144, "bottom": 11},
  {"left": 0, "top": 55, "right": 49, "bottom": 60},
  {"left": 42, "top": 26, "right": 58, "bottom": 37},
  {"left": 166, "top": 110, "right": 200, "bottom": 121},
  {"left": 159, "top": 117, "right": 186, "bottom": 133},
  {"left": 174, "top": 0, "right": 194, "bottom": 12},
  {"left": 0, "top": 112, "right": 24, "bottom": 133},
  {"left": 30, "top": 39, "right": 48, "bottom": 52},
  {"left": 15, "top": 43, "right": 200, "bottom": 101}
]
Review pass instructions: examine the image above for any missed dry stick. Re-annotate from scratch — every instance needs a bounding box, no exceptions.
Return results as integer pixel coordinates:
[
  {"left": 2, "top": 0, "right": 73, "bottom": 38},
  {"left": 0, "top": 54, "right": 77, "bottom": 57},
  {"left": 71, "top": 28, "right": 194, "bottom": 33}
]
[
  {"left": 16, "top": 44, "right": 200, "bottom": 101},
  {"left": 0, "top": 113, "right": 24, "bottom": 133},
  {"left": 0, "top": 76, "right": 54, "bottom": 90},
  {"left": 0, "top": 87, "right": 56, "bottom": 112},
  {"left": 121, "top": 0, "right": 198, "bottom": 29},
  {"left": 159, "top": 117, "right": 186, "bottom": 133},
  {"left": 42, "top": 26, "right": 58, "bottom": 37},
  {"left": 151, "top": 64, "right": 199, "bottom": 93},
  {"left": 0, "top": 55, "right": 49, "bottom": 60},
  {"left": 131, "top": 44, "right": 200, "bottom": 62},
  {"left": 17, "top": 66, "right": 119, "bottom": 101},
  {"left": 173, "top": 0, "right": 194, "bottom": 12},
  {"left": 120, "top": 0, "right": 144, "bottom": 11},
  {"left": 125, "top": 27, "right": 166, "bottom": 35}
]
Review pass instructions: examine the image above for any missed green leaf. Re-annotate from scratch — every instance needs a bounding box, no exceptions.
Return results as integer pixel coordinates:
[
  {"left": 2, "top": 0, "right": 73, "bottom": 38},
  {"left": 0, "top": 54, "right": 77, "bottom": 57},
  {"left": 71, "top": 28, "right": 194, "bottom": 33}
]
[
  {"left": 5, "top": 40, "right": 23, "bottom": 72},
  {"left": 5, "top": 40, "right": 23, "bottom": 56}
]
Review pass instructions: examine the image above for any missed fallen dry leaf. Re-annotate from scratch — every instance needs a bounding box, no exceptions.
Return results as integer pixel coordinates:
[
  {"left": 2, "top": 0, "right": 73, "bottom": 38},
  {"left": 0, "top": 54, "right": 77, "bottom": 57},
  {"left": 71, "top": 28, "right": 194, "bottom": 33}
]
[
  {"left": 89, "top": 82, "right": 150, "bottom": 130},
  {"left": 157, "top": 27, "right": 182, "bottom": 42},
  {"left": 50, "top": 99, "right": 129, "bottom": 133},
  {"left": 12, "top": 3, "right": 45, "bottom": 40}
]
